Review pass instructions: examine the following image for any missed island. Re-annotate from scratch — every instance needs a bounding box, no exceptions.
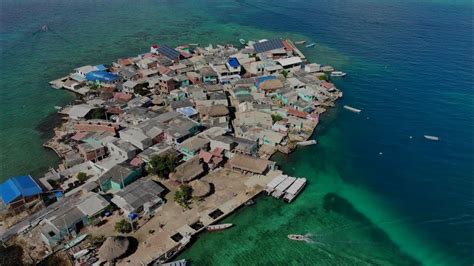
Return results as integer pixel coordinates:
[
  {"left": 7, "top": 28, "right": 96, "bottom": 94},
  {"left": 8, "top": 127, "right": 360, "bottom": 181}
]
[{"left": 0, "top": 38, "right": 342, "bottom": 265}]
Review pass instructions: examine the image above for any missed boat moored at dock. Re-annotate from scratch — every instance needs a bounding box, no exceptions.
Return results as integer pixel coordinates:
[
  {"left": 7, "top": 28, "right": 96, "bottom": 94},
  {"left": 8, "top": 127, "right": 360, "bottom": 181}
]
[
  {"left": 207, "top": 223, "right": 233, "bottom": 232},
  {"left": 330, "top": 71, "right": 347, "bottom": 77},
  {"left": 265, "top": 174, "right": 288, "bottom": 194},
  {"left": 296, "top": 140, "right": 317, "bottom": 146},
  {"left": 272, "top": 176, "right": 296, "bottom": 198},
  {"left": 283, "top": 178, "right": 307, "bottom": 203}
]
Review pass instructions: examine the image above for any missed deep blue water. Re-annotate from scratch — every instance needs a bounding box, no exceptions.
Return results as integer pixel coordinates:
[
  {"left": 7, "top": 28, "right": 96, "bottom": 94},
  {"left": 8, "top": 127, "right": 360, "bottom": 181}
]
[{"left": 1, "top": 0, "right": 472, "bottom": 264}]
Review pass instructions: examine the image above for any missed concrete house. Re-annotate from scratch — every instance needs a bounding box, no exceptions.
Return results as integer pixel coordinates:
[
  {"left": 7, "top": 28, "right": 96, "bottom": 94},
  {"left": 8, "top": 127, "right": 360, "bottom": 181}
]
[
  {"left": 119, "top": 128, "right": 153, "bottom": 150},
  {"left": 98, "top": 163, "right": 143, "bottom": 191},
  {"left": 178, "top": 135, "right": 210, "bottom": 161},
  {"left": 40, "top": 193, "right": 108, "bottom": 247},
  {"left": 107, "top": 139, "right": 139, "bottom": 160},
  {"left": 200, "top": 67, "right": 218, "bottom": 84},
  {"left": 77, "top": 142, "right": 106, "bottom": 162},
  {"left": 111, "top": 179, "right": 166, "bottom": 216}
]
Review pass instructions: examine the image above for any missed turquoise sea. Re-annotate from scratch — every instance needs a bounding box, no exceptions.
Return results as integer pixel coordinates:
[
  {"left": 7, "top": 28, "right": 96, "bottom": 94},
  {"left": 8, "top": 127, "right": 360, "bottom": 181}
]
[{"left": 1, "top": 0, "right": 472, "bottom": 265}]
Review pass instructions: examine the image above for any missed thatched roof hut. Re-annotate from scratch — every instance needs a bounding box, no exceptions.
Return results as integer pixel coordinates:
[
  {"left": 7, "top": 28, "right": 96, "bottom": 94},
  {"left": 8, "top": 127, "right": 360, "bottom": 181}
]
[
  {"left": 190, "top": 180, "right": 211, "bottom": 198},
  {"left": 171, "top": 156, "right": 205, "bottom": 183},
  {"left": 98, "top": 236, "right": 130, "bottom": 262}
]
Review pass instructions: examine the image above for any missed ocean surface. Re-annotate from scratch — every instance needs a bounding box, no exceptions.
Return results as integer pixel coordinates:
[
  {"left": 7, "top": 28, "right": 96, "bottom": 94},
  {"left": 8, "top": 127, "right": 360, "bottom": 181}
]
[{"left": 1, "top": 0, "right": 472, "bottom": 265}]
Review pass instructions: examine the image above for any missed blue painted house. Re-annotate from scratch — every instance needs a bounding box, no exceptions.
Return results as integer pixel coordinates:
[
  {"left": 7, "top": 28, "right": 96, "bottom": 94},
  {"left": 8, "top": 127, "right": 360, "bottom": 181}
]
[{"left": 0, "top": 175, "right": 43, "bottom": 213}]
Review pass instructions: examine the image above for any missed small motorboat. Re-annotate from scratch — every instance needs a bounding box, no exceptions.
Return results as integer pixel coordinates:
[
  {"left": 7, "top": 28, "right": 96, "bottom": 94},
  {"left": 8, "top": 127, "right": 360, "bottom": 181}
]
[
  {"left": 207, "top": 223, "right": 233, "bottom": 232},
  {"left": 288, "top": 234, "right": 310, "bottom": 241},
  {"left": 54, "top": 106, "right": 62, "bottom": 110},
  {"left": 424, "top": 135, "right": 439, "bottom": 141},
  {"left": 330, "top": 71, "right": 347, "bottom": 77},
  {"left": 305, "top": 43, "right": 316, "bottom": 48},
  {"left": 344, "top": 105, "right": 362, "bottom": 113},
  {"left": 239, "top": 39, "right": 246, "bottom": 45},
  {"left": 258, "top": 39, "right": 268, "bottom": 43},
  {"left": 244, "top": 199, "right": 255, "bottom": 206},
  {"left": 295, "top": 40, "right": 306, "bottom": 45},
  {"left": 189, "top": 43, "right": 199, "bottom": 46},
  {"left": 296, "top": 140, "right": 318, "bottom": 146}
]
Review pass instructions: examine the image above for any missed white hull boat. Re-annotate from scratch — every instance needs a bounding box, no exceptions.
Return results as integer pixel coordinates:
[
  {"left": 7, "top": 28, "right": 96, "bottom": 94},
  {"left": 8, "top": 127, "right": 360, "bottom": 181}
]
[
  {"left": 424, "top": 135, "right": 439, "bottom": 141},
  {"left": 330, "top": 71, "right": 347, "bottom": 77},
  {"left": 207, "top": 223, "right": 233, "bottom": 232},
  {"left": 344, "top": 105, "right": 361, "bottom": 113}
]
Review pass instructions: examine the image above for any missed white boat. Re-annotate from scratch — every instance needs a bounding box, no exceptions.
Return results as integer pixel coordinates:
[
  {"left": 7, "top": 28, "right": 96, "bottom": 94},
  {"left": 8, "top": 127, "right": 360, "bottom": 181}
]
[
  {"left": 258, "top": 39, "right": 268, "bottom": 43},
  {"left": 207, "top": 223, "right": 233, "bottom": 232},
  {"left": 272, "top": 176, "right": 296, "bottom": 198},
  {"left": 239, "top": 39, "right": 246, "bottom": 45},
  {"left": 330, "top": 71, "right": 347, "bottom": 77},
  {"left": 266, "top": 174, "right": 288, "bottom": 194},
  {"left": 288, "top": 234, "right": 314, "bottom": 243},
  {"left": 343, "top": 105, "right": 362, "bottom": 113},
  {"left": 288, "top": 234, "right": 310, "bottom": 241},
  {"left": 296, "top": 140, "right": 317, "bottom": 146},
  {"left": 160, "top": 259, "right": 187, "bottom": 266},
  {"left": 189, "top": 43, "right": 199, "bottom": 46},
  {"left": 295, "top": 40, "right": 306, "bottom": 45},
  {"left": 424, "top": 135, "right": 439, "bottom": 141},
  {"left": 305, "top": 43, "right": 316, "bottom": 48},
  {"left": 54, "top": 106, "right": 62, "bottom": 110},
  {"left": 283, "top": 178, "right": 307, "bottom": 203}
]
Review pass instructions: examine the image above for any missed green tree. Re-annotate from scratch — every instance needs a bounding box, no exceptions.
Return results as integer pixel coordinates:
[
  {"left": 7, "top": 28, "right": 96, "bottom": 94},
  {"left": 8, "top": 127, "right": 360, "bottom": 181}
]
[
  {"left": 174, "top": 184, "right": 192, "bottom": 209},
  {"left": 114, "top": 219, "right": 132, "bottom": 234},
  {"left": 281, "top": 69, "right": 289, "bottom": 78},
  {"left": 147, "top": 153, "right": 178, "bottom": 178},
  {"left": 89, "top": 82, "right": 100, "bottom": 91},
  {"left": 77, "top": 172, "right": 89, "bottom": 183},
  {"left": 271, "top": 114, "right": 283, "bottom": 123},
  {"left": 318, "top": 74, "right": 328, "bottom": 81}
]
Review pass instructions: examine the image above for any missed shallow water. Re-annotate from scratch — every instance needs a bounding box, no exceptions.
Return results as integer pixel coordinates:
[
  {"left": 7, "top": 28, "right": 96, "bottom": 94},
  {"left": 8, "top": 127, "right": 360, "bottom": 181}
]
[{"left": 0, "top": 0, "right": 472, "bottom": 264}]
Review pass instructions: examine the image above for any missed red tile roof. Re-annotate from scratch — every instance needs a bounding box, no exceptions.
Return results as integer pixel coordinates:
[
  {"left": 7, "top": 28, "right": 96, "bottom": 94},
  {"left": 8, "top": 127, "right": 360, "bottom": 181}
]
[
  {"left": 286, "top": 107, "right": 308, "bottom": 118},
  {"left": 130, "top": 157, "right": 144, "bottom": 167},
  {"left": 282, "top": 40, "right": 294, "bottom": 51},
  {"left": 114, "top": 92, "right": 133, "bottom": 102},
  {"left": 199, "top": 150, "right": 213, "bottom": 163},
  {"left": 321, "top": 81, "right": 335, "bottom": 89}
]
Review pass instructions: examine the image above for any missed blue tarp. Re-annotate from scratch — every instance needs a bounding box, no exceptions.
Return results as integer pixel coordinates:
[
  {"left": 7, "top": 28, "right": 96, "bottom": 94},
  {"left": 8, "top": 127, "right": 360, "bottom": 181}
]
[
  {"left": 85, "top": 71, "right": 119, "bottom": 83},
  {"left": 176, "top": 106, "right": 198, "bottom": 117},
  {"left": 0, "top": 175, "right": 43, "bottom": 204},
  {"left": 228, "top": 57, "right": 240, "bottom": 68}
]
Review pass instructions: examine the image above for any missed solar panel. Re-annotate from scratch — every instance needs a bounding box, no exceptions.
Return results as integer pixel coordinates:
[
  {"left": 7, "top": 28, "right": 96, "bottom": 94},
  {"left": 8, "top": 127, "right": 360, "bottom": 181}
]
[
  {"left": 254, "top": 39, "right": 284, "bottom": 53},
  {"left": 158, "top": 45, "right": 180, "bottom": 60}
]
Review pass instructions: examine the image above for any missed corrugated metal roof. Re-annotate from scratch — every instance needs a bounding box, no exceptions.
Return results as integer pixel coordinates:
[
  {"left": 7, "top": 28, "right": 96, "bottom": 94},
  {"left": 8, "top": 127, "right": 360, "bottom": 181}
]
[
  {"left": 157, "top": 45, "right": 180, "bottom": 60},
  {"left": 0, "top": 175, "right": 42, "bottom": 204},
  {"left": 253, "top": 39, "right": 284, "bottom": 53}
]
